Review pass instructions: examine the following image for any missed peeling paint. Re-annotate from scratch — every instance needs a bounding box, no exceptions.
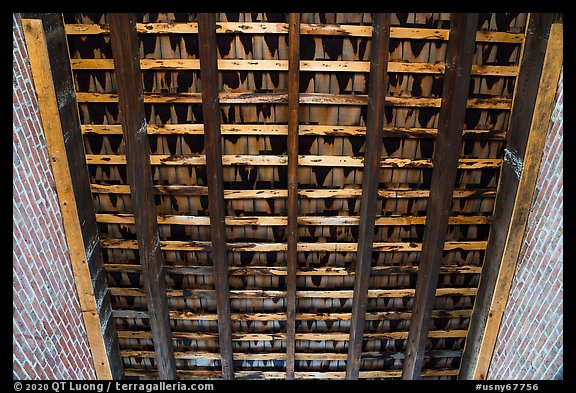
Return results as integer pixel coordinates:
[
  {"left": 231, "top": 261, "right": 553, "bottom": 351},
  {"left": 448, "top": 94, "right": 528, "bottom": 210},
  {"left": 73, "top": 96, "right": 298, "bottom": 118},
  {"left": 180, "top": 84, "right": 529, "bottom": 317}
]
[
  {"left": 56, "top": 79, "right": 74, "bottom": 109},
  {"left": 85, "top": 234, "right": 100, "bottom": 261},
  {"left": 504, "top": 148, "right": 524, "bottom": 180}
]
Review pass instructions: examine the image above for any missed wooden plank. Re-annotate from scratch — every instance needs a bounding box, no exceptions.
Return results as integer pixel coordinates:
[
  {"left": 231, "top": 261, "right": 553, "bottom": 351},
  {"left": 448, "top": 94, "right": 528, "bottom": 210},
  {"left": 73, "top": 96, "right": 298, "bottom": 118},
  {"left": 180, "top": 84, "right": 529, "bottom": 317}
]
[
  {"left": 123, "top": 368, "right": 461, "bottom": 379},
  {"left": 119, "top": 348, "right": 463, "bottom": 361},
  {"left": 90, "top": 184, "right": 496, "bottom": 199},
  {"left": 346, "top": 13, "right": 391, "bottom": 380},
  {"left": 105, "top": 264, "right": 482, "bottom": 275},
  {"left": 65, "top": 22, "right": 524, "bottom": 43},
  {"left": 114, "top": 309, "right": 473, "bottom": 321},
  {"left": 76, "top": 91, "right": 512, "bottom": 109},
  {"left": 402, "top": 13, "right": 479, "bottom": 380},
  {"left": 81, "top": 124, "right": 506, "bottom": 140},
  {"left": 100, "top": 239, "right": 487, "bottom": 252},
  {"left": 21, "top": 15, "right": 123, "bottom": 380},
  {"left": 70, "top": 58, "right": 517, "bottom": 77},
  {"left": 459, "top": 14, "right": 561, "bottom": 380},
  {"left": 285, "top": 12, "right": 300, "bottom": 381},
  {"left": 95, "top": 213, "right": 490, "bottom": 226},
  {"left": 108, "top": 13, "right": 176, "bottom": 380},
  {"left": 84, "top": 154, "right": 502, "bottom": 169},
  {"left": 198, "top": 12, "right": 234, "bottom": 380},
  {"left": 109, "top": 287, "right": 477, "bottom": 298}
]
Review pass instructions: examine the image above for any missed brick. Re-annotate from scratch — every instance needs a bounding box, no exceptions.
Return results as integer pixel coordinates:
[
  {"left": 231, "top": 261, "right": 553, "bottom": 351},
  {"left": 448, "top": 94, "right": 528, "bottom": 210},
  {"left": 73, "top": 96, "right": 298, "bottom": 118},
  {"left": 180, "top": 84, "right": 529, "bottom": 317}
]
[{"left": 13, "top": 17, "right": 95, "bottom": 380}]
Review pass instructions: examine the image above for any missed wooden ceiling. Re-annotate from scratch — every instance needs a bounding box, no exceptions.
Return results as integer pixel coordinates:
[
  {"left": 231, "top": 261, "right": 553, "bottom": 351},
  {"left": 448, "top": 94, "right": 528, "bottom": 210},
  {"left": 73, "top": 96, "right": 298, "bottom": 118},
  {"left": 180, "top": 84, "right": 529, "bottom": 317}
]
[{"left": 21, "top": 12, "right": 562, "bottom": 380}]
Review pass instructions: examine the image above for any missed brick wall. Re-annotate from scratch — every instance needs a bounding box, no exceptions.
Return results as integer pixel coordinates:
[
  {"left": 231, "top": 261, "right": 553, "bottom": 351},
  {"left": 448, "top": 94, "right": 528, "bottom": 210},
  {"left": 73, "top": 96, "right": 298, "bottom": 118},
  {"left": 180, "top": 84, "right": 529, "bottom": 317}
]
[
  {"left": 13, "top": 13, "right": 96, "bottom": 380},
  {"left": 488, "top": 71, "right": 563, "bottom": 380}
]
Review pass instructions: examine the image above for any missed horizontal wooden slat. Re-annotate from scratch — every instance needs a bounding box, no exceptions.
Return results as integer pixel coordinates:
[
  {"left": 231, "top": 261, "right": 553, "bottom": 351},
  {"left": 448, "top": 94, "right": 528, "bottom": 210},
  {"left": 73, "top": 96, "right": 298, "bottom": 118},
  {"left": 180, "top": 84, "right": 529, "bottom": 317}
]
[
  {"left": 65, "top": 22, "right": 524, "bottom": 43},
  {"left": 105, "top": 263, "right": 482, "bottom": 276},
  {"left": 81, "top": 124, "right": 506, "bottom": 139},
  {"left": 70, "top": 58, "right": 518, "bottom": 77},
  {"left": 96, "top": 213, "right": 490, "bottom": 226},
  {"left": 100, "top": 239, "right": 487, "bottom": 252},
  {"left": 90, "top": 184, "right": 497, "bottom": 199},
  {"left": 118, "top": 330, "right": 467, "bottom": 342},
  {"left": 120, "top": 347, "right": 464, "bottom": 360},
  {"left": 85, "top": 154, "right": 502, "bottom": 169},
  {"left": 113, "top": 309, "right": 473, "bottom": 321},
  {"left": 123, "top": 367, "right": 460, "bottom": 379},
  {"left": 75, "top": 92, "right": 512, "bottom": 109},
  {"left": 109, "top": 287, "right": 477, "bottom": 298}
]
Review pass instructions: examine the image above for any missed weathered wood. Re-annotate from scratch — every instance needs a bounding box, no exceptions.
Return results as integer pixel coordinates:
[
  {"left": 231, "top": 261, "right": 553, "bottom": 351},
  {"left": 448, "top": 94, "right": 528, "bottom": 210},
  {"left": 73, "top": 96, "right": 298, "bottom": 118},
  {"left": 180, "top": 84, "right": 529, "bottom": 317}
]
[
  {"left": 100, "top": 239, "right": 487, "bottom": 252},
  {"left": 65, "top": 22, "right": 524, "bottom": 43},
  {"left": 460, "top": 14, "right": 561, "bottom": 380},
  {"left": 105, "top": 263, "right": 482, "bottom": 275},
  {"left": 81, "top": 124, "right": 506, "bottom": 140},
  {"left": 76, "top": 91, "right": 512, "bottom": 108},
  {"left": 91, "top": 184, "right": 497, "bottom": 199},
  {"left": 198, "top": 12, "right": 235, "bottom": 380},
  {"left": 402, "top": 13, "right": 479, "bottom": 380},
  {"left": 118, "top": 330, "right": 466, "bottom": 342},
  {"left": 119, "top": 348, "right": 464, "bottom": 360},
  {"left": 21, "top": 14, "right": 123, "bottom": 380},
  {"left": 108, "top": 13, "right": 176, "bottom": 380},
  {"left": 85, "top": 154, "right": 502, "bottom": 169},
  {"left": 285, "top": 12, "right": 300, "bottom": 381},
  {"left": 113, "top": 309, "right": 473, "bottom": 321},
  {"left": 346, "top": 13, "right": 391, "bottom": 380},
  {"left": 109, "top": 287, "right": 477, "bottom": 298},
  {"left": 95, "top": 213, "right": 490, "bottom": 226},
  {"left": 123, "top": 368, "right": 461, "bottom": 379},
  {"left": 71, "top": 57, "right": 517, "bottom": 77}
]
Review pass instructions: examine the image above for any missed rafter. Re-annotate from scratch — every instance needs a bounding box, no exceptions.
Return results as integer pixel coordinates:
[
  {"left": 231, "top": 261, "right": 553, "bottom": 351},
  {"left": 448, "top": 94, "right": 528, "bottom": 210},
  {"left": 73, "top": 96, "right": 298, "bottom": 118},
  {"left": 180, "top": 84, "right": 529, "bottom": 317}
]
[{"left": 401, "top": 13, "right": 479, "bottom": 380}]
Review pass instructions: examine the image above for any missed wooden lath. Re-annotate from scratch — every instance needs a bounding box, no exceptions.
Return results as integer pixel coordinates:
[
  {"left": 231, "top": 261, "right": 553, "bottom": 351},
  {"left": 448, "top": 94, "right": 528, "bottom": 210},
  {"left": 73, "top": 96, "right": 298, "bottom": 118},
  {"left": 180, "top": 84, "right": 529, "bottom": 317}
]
[
  {"left": 402, "top": 13, "right": 479, "bottom": 380},
  {"left": 459, "top": 14, "right": 563, "bottom": 380},
  {"left": 346, "top": 13, "right": 391, "bottom": 380},
  {"left": 21, "top": 13, "right": 123, "bottom": 380},
  {"left": 80, "top": 124, "right": 507, "bottom": 139},
  {"left": 64, "top": 21, "right": 524, "bottom": 42},
  {"left": 197, "top": 12, "right": 235, "bottom": 380},
  {"left": 75, "top": 91, "right": 512, "bottom": 108},
  {"left": 108, "top": 13, "right": 176, "bottom": 380}
]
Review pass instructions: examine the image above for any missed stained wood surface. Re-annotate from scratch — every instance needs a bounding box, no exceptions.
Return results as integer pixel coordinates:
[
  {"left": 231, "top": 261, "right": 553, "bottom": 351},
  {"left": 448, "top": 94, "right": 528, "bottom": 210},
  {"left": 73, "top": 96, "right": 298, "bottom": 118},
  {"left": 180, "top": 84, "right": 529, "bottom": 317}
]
[
  {"left": 285, "top": 12, "right": 300, "bottom": 380},
  {"left": 346, "top": 13, "right": 391, "bottom": 380},
  {"left": 198, "top": 13, "right": 235, "bottom": 380},
  {"left": 108, "top": 13, "right": 176, "bottom": 380},
  {"left": 459, "top": 14, "right": 562, "bottom": 380},
  {"left": 402, "top": 13, "right": 479, "bottom": 380}
]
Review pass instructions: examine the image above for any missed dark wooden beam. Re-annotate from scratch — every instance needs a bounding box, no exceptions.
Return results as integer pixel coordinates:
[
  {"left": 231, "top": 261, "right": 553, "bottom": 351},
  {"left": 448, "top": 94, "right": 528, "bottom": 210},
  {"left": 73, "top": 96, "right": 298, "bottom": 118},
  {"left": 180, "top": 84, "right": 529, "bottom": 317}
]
[
  {"left": 198, "top": 12, "right": 235, "bottom": 380},
  {"left": 21, "top": 13, "right": 123, "bottom": 379},
  {"left": 401, "top": 13, "right": 479, "bottom": 380},
  {"left": 108, "top": 13, "right": 176, "bottom": 380},
  {"left": 285, "top": 12, "right": 301, "bottom": 381},
  {"left": 345, "top": 13, "right": 391, "bottom": 380},
  {"left": 459, "top": 13, "right": 560, "bottom": 380}
]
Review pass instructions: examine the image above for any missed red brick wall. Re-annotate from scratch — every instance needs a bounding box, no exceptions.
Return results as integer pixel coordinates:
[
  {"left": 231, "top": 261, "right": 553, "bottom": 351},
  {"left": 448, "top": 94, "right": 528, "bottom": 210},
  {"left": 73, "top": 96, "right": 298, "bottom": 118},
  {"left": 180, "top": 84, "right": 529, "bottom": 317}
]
[
  {"left": 488, "top": 71, "right": 563, "bottom": 380},
  {"left": 13, "top": 13, "right": 96, "bottom": 380}
]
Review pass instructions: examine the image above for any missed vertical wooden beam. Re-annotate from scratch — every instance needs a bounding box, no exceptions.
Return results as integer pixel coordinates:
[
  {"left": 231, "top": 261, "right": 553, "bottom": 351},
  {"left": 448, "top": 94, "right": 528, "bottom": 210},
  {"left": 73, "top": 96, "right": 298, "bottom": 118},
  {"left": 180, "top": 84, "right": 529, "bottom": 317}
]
[
  {"left": 345, "top": 13, "right": 391, "bottom": 380},
  {"left": 198, "top": 12, "right": 235, "bottom": 380},
  {"left": 21, "top": 13, "right": 124, "bottom": 379},
  {"left": 401, "top": 13, "right": 479, "bottom": 380},
  {"left": 108, "top": 13, "right": 176, "bottom": 380},
  {"left": 285, "top": 12, "right": 301, "bottom": 381},
  {"left": 459, "top": 14, "right": 561, "bottom": 380}
]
